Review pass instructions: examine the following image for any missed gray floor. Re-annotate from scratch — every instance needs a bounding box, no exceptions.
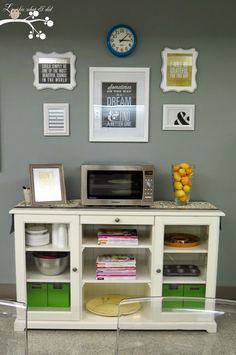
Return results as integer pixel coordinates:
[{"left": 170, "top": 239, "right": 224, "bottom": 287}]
[
  {"left": 1, "top": 316, "right": 236, "bottom": 354},
  {"left": 27, "top": 315, "right": 236, "bottom": 355},
  {"left": 28, "top": 330, "right": 116, "bottom": 355}
]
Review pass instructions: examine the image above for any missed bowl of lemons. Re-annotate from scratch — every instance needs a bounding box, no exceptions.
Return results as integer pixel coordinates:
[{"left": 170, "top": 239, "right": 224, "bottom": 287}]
[{"left": 172, "top": 162, "right": 194, "bottom": 205}]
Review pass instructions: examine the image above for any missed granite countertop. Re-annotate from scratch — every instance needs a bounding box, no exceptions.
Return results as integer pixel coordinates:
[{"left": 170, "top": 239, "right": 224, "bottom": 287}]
[
  {"left": 151, "top": 201, "right": 217, "bottom": 210},
  {"left": 14, "top": 200, "right": 218, "bottom": 210}
]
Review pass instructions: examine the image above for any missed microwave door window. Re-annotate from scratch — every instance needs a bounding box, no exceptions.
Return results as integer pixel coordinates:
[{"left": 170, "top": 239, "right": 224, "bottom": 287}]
[{"left": 87, "top": 171, "right": 143, "bottom": 199}]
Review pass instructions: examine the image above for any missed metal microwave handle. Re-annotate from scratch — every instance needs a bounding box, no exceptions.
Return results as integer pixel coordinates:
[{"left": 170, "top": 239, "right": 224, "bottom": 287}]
[{"left": 115, "top": 218, "right": 120, "bottom": 223}]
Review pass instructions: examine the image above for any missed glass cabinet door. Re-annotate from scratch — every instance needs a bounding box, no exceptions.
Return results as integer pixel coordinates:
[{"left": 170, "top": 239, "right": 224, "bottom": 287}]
[
  {"left": 14, "top": 214, "right": 80, "bottom": 322},
  {"left": 153, "top": 215, "right": 220, "bottom": 299}
]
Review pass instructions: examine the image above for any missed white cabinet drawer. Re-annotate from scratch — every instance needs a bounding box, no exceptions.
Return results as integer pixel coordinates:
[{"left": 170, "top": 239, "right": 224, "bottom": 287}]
[{"left": 80, "top": 215, "right": 154, "bottom": 225}]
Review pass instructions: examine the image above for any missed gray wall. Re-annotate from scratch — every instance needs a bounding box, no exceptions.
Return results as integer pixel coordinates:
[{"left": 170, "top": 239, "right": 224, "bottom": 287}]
[{"left": 0, "top": 0, "right": 235, "bottom": 286}]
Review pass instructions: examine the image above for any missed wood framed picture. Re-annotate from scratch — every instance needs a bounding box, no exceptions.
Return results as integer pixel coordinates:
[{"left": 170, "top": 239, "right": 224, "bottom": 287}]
[
  {"left": 43, "top": 103, "right": 69, "bottom": 136},
  {"left": 89, "top": 67, "right": 150, "bottom": 142},
  {"left": 162, "top": 104, "right": 195, "bottom": 131},
  {"left": 160, "top": 48, "right": 198, "bottom": 92},
  {"left": 33, "top": 52, "right": 76, "bottom": 90},
  {"left": 29, "top": 164, "right": 67, "bottom": 205}
]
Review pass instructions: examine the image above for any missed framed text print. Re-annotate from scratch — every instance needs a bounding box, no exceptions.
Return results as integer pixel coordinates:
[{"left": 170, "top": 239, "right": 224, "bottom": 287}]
[
  {"left": 162, "top": 104, "right": 195, "bottom": 131},
  {"left": 33, "top": 52, "right": 76, "bottom": 90},
  {"left": 29, "top": 163, "right": 67, "bottom": 206},
  {"left": 43, "top": 103, "right": 69, "bottom": 136},
  {"left": 89, "top": 67, "right": 150, "bottom": 142},
  {"left": 160, "top": 48, "right": 198, "bottom": 92}
]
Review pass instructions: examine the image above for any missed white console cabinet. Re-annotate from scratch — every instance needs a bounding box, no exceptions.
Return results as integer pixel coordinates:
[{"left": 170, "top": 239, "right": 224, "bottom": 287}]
[{"left": 10, "top": 201, "right": 224, "bottom": 331}]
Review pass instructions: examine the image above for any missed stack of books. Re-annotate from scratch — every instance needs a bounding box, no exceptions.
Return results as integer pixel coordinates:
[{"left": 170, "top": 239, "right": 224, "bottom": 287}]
[
  {"left": 96, "top": 254, "right": 136, "bottom": 280},
  {"left": 97, "top": 229, "right": 138, "bottom": 246}
]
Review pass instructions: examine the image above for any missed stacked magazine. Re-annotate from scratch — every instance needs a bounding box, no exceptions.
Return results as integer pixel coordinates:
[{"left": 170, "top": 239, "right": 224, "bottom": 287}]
[
  {"left": 97, "top": 229, "right": 138, "bottom": 246},
  {"left": 96, "top": 254, "right": 136, "bottom": 280}
]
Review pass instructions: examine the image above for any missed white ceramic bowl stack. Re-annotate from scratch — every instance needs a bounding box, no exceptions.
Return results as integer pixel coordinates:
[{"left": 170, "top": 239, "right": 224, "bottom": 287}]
[{"left": 26, "top": 225, "right": 50, "bottom": 246}]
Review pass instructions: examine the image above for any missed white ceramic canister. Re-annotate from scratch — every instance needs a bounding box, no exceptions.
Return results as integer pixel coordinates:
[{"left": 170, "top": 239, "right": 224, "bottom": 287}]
[{"left": 52, "top": 224, "right": 68, "bottom": 248}]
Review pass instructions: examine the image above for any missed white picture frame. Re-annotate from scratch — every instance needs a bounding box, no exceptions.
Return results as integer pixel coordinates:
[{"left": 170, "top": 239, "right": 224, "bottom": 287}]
[
  {"left": 33, "top": 51, "right": 76, "bottom": 90},
  {"left": 43, "top": 103, "right": 69, "bottom": 136},
  {"left": 89, "top": 67, "right": 150, "bottom": 142},
  {"left": 162, "top": 104, "right": 195, "bottom": 131},
  {"left": 160, "top": 48, "right": 198, "bottom": 92}
]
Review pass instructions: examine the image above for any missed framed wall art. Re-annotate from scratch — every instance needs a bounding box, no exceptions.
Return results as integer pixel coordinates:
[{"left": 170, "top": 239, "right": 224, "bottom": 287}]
[
  {"left": 33, "top": 52, "right": 76, "bottom": 90},
  {"left": 29, "top": 163, "right": 67, "bottom": 205},
  {"left": 43, "top": 103, "right": 69, "bottom": 136},
  {"left": 89, "top": 67, "right": 150, "bottom": 142},
  {"left": 162, "top": 104, "right": 195, "bottom": 131},
  {"left": 160, "top": 48, "right": 198, "bottom": 92}
]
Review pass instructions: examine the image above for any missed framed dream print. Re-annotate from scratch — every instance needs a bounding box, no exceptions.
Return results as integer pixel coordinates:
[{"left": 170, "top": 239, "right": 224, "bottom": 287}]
[
  {"left": 162, "top": 104, "right": 195, "bottom": 131},
  {"left": 89, "top": 67, "right": 150, "bottom": 142},
  {"left": 29, "top": 164, "right": 67, "bottom": 205},
  {"left": 33, "top": 52, "right": 76, "bottom": 90},
  {"left": 160, "top": 48, "right": 198, "bottom": 92}
]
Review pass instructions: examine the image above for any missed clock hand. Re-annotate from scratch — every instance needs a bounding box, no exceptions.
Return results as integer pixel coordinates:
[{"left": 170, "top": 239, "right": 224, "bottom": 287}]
[
  {"left": 119, "top": 39, "right": 131, "bottom": 42},
  {"left": 119, "top": 34, "right": 129, "bottom": 42}
]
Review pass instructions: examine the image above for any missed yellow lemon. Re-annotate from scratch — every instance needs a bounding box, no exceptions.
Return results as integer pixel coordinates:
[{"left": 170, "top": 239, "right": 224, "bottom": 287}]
[
  {"left": 179, "top": 168, "right": 186, "bottom": 176},
  {"left": 173, "top": 172, "right": 181, "bottom": 181},
  {"left": 186, "top": 167, "right": 193, "bottom": 176},
  {"left": 174, "top": 182, "right": 183, "bottom": 190},
  {"left": 183, "top": 185, "right": 191, "bottom": 193},
  {"left": 175, "top": 190, "right": 185, "bottom": 198},
  {"left": 180, "top": 163, "right": 190, "bottom": 169},
  {"left": 173, "top": 164, "right": 181, "bottom": 172},
  {"left": 179, "top": 194, "right": 188, "bottom": 202},
  {"left": 181, "top": 176, "right": 190, "bottom": 185}
]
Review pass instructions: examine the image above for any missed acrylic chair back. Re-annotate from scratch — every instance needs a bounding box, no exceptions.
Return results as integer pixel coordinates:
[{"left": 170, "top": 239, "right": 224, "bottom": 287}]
[
  {"left": 0, "top": 299, "right": 28, "bottom": 355},
  {"left": 115, "top": 296, "right": 236, "bottom": 355}
]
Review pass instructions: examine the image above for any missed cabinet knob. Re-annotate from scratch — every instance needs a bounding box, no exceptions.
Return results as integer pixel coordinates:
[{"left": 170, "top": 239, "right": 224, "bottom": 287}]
[
  {"left": 156, "top": 268, "right": 161, "bottom": 273},
  {"left": 72, "top": 267, "right": 78, "bottom": 272},
  {"left": 115, "top": 218, "right": 120, "bottom": 223}
]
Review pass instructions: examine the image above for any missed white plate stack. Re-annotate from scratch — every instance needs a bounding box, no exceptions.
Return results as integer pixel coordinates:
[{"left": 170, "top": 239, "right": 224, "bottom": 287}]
[{"left": 25, "top": 225, "right": 50, "bottom": 246}]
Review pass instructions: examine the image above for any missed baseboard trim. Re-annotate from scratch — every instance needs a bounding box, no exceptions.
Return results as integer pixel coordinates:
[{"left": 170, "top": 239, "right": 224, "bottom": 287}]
[{"left": 0, "top": 284, "right": 235, "bottom": 301}]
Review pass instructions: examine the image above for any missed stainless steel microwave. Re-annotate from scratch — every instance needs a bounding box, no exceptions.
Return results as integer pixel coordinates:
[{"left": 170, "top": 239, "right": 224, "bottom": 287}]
[{"left": 81, "top": 164, "right": 154, "bottom": 206}]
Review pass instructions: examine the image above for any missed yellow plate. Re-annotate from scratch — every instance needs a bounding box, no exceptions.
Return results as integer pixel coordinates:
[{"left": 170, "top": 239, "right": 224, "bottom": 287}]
[
  {"left": 164, "top": 233, "right": 200, "bottom": 248},
  {"left": 86, "top": 294, "right": 141, "bottom": 317}
]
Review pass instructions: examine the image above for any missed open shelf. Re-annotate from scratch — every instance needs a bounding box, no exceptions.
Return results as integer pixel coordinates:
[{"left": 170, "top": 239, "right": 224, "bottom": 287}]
[
  {"left": 82, "top": 262, "right": 151, "bottom": 284},
  {"left": 163, "top": 266, "right": 207, "bottom": 284},
  {"left": 82, "top": 236, "right": 151, "bottom": 249},
  {"left": 82, "top": 224, "right": 153, "bottom": 247},
  {"left": 164, "top": 240, "right": 208, "bottom": 253},
  {"left": 26, "top": 244, "right": 70, "bottom": 252},
  {"left": 26, "top": 265, "right": 70, "bottom": 282}
]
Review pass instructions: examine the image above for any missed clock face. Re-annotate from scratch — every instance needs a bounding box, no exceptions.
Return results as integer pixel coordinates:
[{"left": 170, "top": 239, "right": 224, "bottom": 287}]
[{"left": 107, "top": 24, "right": 136, "bottom": 57}]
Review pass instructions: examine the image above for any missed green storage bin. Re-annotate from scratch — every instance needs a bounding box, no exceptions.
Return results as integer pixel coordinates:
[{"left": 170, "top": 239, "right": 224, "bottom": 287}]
[
  {"left": 162, "top": 284, "right": 184, "bottom": 309},
  {"left": 47, "top": 283, "right": 70, "bottom": 308},
  {"left": 27, "top": 283, "right": 47, "bottom": 308},
  {"left": 183, "top": 284, "right": 205, "bottom": 309}
]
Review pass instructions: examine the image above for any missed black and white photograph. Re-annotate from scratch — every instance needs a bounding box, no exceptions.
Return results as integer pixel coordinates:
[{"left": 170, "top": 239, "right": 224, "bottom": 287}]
[
  {"left": 102, "top": 82, "right": 136, "bottom": 128},
  {"left": 162, "top": 104, "right": 195, "bottom": 131},
  {"left": 33, "top": 51, "right": 76, "bottom": 90},
  {"left": 43, "top": 103, "right": 69, "bottom": 136},
  {"left": 89, "top": 67, "right": 149, "bottom": 142}
]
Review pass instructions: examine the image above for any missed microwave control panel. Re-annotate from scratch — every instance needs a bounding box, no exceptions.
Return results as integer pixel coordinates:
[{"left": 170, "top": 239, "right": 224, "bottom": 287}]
[{"left": 143, "top": 170, "right": 154, "bottom": 201}]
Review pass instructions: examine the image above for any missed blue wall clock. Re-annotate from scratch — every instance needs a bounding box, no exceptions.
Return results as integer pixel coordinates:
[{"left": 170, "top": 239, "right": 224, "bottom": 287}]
[{"left": 106, "top": 24, "right": 137, "bottom": 57}]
